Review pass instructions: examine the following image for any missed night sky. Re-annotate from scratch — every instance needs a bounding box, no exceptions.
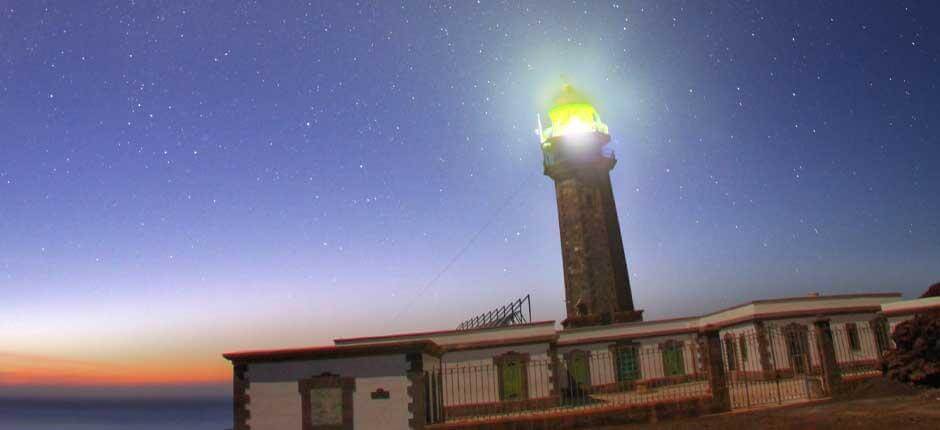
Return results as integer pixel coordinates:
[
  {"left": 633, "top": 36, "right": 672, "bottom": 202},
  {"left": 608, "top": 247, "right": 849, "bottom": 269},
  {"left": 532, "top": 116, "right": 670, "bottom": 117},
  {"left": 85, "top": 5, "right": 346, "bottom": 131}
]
[{"left": 2, "top": 1, "right": 939, "bottom": 397}]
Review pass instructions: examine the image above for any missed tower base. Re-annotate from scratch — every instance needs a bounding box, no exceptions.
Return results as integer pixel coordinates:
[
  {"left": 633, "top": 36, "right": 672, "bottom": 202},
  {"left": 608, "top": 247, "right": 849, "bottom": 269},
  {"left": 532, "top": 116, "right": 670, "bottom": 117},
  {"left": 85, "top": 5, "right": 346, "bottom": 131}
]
[{"left": 562, "top": 310, "right": 644, "bottom": 329}]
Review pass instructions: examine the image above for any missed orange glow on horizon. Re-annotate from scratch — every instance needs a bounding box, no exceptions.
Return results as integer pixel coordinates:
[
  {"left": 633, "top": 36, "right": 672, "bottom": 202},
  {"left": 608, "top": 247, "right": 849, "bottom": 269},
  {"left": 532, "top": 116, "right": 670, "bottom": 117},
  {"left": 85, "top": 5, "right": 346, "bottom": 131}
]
[{"left": 0, "top": 352, "right": 230, "bottom": 387}]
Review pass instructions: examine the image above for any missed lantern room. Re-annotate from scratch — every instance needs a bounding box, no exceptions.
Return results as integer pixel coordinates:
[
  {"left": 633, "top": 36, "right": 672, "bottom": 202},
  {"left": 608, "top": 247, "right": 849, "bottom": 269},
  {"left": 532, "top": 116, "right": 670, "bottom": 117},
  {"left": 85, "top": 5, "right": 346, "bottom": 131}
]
[{"left": 539, "top": 84, "right": 610, "bottom": 147}]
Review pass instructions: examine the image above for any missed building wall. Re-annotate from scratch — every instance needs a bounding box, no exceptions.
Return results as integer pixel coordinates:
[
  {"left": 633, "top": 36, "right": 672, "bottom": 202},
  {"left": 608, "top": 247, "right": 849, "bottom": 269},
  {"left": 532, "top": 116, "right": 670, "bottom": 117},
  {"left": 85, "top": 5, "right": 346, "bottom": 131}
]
[
  {"left": 557, "top": 317, "right": 697, "bottom": 345},
  {"left": 828, "top": 315, "right": 881, "bottom": 365},
  {"left": 247, "top": 382, "right": 301, "bottom": 430},
  {"left": 232, "top": 293, "right": 922, "bottom": 428},
  {"left": 423, "top": 353, "right": 441, "bottom": 371},
  {"left": 246, "top": 354, "right": 414, "bottom": 430},
  {"left": 757, "top": 313, "right": 881, "bottom": 373},
  {"left": 352, "top": 376, "right": 412, "bottom": 428}
]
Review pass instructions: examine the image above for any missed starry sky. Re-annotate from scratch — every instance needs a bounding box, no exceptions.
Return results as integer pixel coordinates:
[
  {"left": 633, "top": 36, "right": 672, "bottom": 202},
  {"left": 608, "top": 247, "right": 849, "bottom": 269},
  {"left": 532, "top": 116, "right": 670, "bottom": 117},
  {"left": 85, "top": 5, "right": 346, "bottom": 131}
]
[{"left": 2, "top": 1, "right": 939, "bottom": 398}]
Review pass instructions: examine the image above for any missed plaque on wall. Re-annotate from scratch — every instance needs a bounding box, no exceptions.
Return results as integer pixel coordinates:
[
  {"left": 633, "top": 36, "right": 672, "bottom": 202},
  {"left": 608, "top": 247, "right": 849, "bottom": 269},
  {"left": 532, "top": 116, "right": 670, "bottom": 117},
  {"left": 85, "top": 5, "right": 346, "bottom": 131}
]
[{"left": 309, "top": 387, "right": 344, "bottom": 425}]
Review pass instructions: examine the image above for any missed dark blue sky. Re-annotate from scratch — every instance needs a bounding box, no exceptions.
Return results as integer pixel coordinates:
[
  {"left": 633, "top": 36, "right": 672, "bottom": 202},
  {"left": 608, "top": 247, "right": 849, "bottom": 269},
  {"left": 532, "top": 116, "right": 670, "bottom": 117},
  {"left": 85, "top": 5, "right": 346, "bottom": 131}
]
[{"left": 1, "top": 1, "right": 938, "bottom": 393}]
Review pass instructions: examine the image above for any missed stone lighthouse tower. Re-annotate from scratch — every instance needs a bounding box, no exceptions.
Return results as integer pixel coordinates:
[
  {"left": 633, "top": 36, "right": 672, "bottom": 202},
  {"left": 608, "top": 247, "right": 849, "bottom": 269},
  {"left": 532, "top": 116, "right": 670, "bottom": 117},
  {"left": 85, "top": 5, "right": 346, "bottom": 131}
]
[{"left": 539, "top": 84, "right": 643, "bottom": 328}]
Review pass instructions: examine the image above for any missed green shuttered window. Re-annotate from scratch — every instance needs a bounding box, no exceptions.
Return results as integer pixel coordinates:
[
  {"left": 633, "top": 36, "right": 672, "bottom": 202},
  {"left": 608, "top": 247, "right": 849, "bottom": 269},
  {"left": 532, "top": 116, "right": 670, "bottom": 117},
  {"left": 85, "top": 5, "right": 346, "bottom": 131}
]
[
  {"left": 499, "top": 359, "right": 525, "bottom": 400},
  {"left": 662, "top": 346, "right": 685, "bottom": 377},
  {"left": 615, "top": 347, "right": 640, "bottom": 382}
]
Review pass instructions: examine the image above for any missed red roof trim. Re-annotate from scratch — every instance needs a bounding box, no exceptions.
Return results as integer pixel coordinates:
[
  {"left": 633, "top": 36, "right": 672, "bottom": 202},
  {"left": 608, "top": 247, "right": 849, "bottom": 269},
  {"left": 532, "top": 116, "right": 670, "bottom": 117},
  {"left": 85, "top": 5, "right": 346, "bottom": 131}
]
[
  {"left": 440, "top": 334, "right": 558, "bottom": 352},
  {"left": 559, "top": 315, "right": 698, "bottom": 334},
  {"left": 558, "top": 306, "right": 883, "bottom": 346},
  {"left": 558, "top": 327, "right": 698, "bottom": 347},
  {"left": 222, "top": 340, "right": 440, "bottom": 362},
  {"left": 334, "top": 320, "right": 556, "bottom": 344}
]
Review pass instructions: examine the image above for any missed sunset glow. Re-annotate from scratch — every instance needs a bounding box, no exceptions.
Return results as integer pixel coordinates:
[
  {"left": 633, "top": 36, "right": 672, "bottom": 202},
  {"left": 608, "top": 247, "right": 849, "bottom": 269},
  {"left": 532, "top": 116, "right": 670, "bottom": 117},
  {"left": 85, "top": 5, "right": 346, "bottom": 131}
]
[{"left": 0, "top": 353, "right": 228, "bottom": 387}]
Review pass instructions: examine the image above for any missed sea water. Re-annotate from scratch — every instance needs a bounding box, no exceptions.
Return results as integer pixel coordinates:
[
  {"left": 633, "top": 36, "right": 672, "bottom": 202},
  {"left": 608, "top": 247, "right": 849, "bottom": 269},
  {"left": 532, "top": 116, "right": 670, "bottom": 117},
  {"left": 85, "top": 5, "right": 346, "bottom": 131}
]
[{"left": 0, "top": 398, "right": 231, "bottom": 430}]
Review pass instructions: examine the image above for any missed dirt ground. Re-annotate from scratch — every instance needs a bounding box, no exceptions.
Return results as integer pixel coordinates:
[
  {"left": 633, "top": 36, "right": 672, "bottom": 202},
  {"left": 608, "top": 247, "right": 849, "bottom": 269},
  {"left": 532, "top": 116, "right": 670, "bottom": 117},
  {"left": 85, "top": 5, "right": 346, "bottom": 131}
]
[{"left": 601, "top": 379, "right": 940, "bottom": 430}]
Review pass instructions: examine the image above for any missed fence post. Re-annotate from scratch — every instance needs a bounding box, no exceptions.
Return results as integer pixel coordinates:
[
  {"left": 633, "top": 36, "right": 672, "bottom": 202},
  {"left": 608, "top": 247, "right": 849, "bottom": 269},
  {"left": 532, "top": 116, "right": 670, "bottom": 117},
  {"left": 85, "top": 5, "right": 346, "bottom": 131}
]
[
  {"left": 754, "top": 321, "right": 773, "bottom": 378},
  {"left": 699, "top": 328, "right": 731, "bottom": 412},
  {"left": 812, "top": 318, "right": 843, "bottom": 395}
]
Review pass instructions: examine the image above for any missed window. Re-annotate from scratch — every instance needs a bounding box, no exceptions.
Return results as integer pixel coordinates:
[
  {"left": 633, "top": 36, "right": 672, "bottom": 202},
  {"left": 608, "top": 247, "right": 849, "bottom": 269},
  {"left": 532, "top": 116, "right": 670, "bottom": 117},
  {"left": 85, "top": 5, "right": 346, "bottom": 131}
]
[
  {"left": 614, "top": 346, "right": 641, "bottom": 382},
  {"left": 495, "top": 352, "right": 528, "bottom": 401},
  {"left": 846, "top": 323, "right": 861, "bottom": 351},
  {"left": 739, "top": 336, "right": 749, "bottom": 362},
  {"left": 783, "top": 324, "right": 810, "bottom": 374},
  {"left": 724, "top": 337, "right": 737, "bottom": 371},
  {"left": 661, "top": 342, "right": 685, "bottom": 377}
]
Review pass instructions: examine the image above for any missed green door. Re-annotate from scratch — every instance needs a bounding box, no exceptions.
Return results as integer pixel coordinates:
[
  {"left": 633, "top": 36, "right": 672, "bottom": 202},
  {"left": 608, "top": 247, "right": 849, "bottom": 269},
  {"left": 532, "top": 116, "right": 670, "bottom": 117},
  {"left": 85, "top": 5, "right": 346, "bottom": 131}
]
[
  {"left": 662, "top": 348, "right": 685, "bottom": 377},
  {"left": 500, "top": 360, "right": 525, "bottom": 400},
  {"left": 616, "top": 347, "right": 640, "bottom": 383}
]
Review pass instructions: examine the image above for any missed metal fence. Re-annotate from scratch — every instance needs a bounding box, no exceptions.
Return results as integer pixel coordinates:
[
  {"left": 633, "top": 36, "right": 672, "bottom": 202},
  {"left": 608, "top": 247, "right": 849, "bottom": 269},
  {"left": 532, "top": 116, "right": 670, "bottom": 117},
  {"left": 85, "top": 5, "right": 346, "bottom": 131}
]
[
  {"left": 721, "top": 326, "right": 826, "bottom": 409},
  {"left": 425, "top": 341, "right": 709, "bottom": 424},
  {"left": 830, "top": 323, "right": 886, "bottom": 379},
  {"left": 720, "top": 323, "right": 885, "bottom": 409},
  {"left": 423, "top": 322, "right": 890, "bottom": 424}
]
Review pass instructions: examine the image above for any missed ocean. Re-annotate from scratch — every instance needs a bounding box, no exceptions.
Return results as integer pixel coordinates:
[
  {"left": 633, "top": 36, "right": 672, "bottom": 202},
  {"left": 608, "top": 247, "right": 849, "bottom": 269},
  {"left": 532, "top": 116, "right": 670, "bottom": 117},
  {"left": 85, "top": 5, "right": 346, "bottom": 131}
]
[{"left": 0, "top": 398, "right": 231, "bottom": 430}]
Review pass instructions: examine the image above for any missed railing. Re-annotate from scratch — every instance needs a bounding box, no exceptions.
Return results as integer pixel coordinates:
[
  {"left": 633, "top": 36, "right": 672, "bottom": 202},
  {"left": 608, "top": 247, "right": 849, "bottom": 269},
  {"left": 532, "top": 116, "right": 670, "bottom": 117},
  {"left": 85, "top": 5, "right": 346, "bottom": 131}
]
[
  {"left": 829, "top": 323, "right": 886, "bottom": 379},
  {"left": 425, "top": 342, "right": 710, "bottom": 424},
  {"left": 720, "top": 326, "right": 826, "bottom": 409},
  {"left": 423, "top": 321, "right": 891, "bottom": 424},
  {"left": 456, "top": 295, "right": 531, "bottom": 331},
  {"left": 720, "top": 323, "right": 887, "bottom": 409}
]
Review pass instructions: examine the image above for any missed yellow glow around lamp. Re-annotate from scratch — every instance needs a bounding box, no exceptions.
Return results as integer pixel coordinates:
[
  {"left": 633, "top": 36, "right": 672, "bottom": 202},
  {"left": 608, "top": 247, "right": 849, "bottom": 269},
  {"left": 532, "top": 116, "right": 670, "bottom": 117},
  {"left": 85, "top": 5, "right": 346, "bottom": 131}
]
[{"left": 539, "top": 86, "right": 609, "bottom": 145}]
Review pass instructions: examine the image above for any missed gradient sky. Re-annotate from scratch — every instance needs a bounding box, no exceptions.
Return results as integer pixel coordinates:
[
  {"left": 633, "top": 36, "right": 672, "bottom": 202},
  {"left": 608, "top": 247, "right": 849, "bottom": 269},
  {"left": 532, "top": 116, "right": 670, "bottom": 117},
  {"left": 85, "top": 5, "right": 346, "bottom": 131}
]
[{"left": 2, "top": 1, "right": 939, "bottom": 398}]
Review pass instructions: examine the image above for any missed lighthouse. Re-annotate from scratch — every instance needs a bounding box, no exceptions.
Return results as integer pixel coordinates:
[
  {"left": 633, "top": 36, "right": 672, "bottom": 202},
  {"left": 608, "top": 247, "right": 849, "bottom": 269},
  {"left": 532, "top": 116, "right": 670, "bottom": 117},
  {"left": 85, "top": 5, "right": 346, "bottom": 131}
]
[{"left": 539, "top": 84, "right": 643, "bottom": 328}]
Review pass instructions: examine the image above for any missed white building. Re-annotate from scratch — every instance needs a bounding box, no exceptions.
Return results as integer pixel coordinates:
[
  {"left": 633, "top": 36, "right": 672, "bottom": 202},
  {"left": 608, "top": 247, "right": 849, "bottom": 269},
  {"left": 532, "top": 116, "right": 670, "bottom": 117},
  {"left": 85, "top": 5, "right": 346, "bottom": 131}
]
[
  {"left": 223, "top": 292, "right": 939, "bottom": 429},
  {"left": 223, "top": 88, "right": 939, "bottom": 429}
]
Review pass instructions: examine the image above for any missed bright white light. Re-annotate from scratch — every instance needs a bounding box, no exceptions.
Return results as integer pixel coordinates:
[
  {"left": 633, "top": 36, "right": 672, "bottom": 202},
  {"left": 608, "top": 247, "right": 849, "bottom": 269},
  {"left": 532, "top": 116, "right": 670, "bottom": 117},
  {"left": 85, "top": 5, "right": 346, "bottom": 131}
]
[{"left": 557, "top": 116, "right": 593, "bottom": 137}]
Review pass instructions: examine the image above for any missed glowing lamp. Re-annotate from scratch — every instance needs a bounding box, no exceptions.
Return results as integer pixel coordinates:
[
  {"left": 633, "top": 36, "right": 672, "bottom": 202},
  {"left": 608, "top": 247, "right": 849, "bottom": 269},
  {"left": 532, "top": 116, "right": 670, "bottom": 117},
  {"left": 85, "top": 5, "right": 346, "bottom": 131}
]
[
  {"left": 539, "top": 84, "right": 610, "bottom": 164},
  {"left": 539, "top": 84, "right": 609, "bottom": 147}
]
